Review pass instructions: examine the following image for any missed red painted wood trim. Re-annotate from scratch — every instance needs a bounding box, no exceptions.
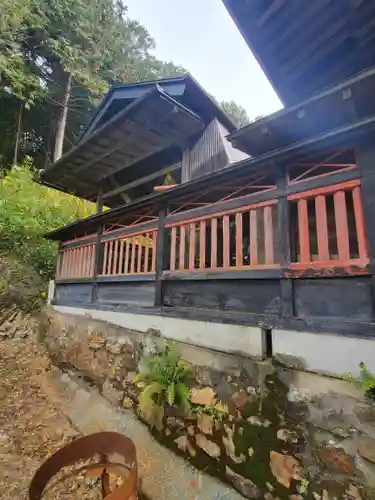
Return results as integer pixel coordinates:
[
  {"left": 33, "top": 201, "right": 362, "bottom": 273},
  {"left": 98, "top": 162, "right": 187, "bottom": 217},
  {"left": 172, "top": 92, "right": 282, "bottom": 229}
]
[
  {"left": 151, "top": 231, "right": 157, "bottom": 272},
  {"left": 223, "top": 215, "right": 230, "bottom": 268},
  {"left": 113, "top": 239, "right": 119, "bottom": 275},
  {"left": 165, "top": 199, "right": 278, "bottom": 228},
  {"left": 118, "top": 240, "right": 124, "bottom": 274},
  {"left": 298, "top": 199, "right": 310, "bottom": 263},
  {"left": 130, "top": 238, "right": 136, "bottom": 274},
  {"left": 264, "top": 206, "right": 274, "bottom": 264},
  {"left": 170, "top": 226, "right": 177, "bottom": 271},
  {"left": 199, "top": 220, "right": 206, "bottom": 270},
  {"left": 352, "top": 186, "right": 369, "bottom": 262},
  {"left": 235, "top": 212, "right": 243, "bottom": 267},
  {"left": 189, "top": 223, "right": 196, "bottom": 270},
  {"left": 137, "top": 238, "right": 142, "bottom": 273},
  {"left": 144, "top": 233, "right": 150, "bottom": 273},
  {"left": 102, "top": 241, "right": 108, "bottom": 275},
  {"left": 288, "top": 178, "right": 360, "bottom": 200},
  {"left": 124, "top": 239, "right": 130, "bottom": 274},
  {"left": 334, "top": 190, "right": 350, "bottom": 260},
  {"left": 315, "top": 195, "right": 330, "bottom": 261},
  {"left": 179, "top": 225, "right": 186, "bottom": 270},
  {"left": 211, "top": 218, "right": 217, "bottom": 269},
  {"left": 250, "top": 210, "right": 258, "bottom": 266}
]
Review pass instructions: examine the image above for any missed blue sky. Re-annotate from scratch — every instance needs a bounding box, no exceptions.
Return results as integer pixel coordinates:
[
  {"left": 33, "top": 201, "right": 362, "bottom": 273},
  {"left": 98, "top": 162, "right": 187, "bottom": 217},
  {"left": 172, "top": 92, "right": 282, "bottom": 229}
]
[{"left": 125, "top": 0, "right": 282, "bottom": 120}]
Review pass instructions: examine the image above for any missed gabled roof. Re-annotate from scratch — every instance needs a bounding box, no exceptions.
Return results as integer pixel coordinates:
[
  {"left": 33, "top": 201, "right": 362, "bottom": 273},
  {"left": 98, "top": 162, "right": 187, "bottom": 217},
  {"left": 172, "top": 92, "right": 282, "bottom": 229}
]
[
  {"left": 41, "top": 86, "right": 204, "bottom": 206},
  {"left": 222, "top": 0, "right": 375, "bottom": 105},
  {"left": 80, "top": 73, "right": 236, "bottom": 140}
]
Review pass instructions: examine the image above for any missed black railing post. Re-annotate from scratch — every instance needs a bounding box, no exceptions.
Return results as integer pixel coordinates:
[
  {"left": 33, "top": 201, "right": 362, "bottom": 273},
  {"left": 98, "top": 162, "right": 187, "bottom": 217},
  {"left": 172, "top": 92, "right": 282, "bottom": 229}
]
[
  {"left": 91, "top": 225, "right": 103, "bottom": 303},
  {"left": 154, "top": 206, "right": 167, "bottom": 308},
  {"left": 277, "top": 167, "right": 293, "bottom": 318}
]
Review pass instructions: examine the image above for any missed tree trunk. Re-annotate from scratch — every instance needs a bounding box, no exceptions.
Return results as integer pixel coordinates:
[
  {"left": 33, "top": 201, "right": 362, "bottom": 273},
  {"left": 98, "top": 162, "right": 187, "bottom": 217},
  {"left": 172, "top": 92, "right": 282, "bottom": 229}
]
[
  {"left": 13, "top": 103, "right": 23, "bottom": 166},
  {"left": 53, "top": 73, "right": 72, "bottom": 162}
]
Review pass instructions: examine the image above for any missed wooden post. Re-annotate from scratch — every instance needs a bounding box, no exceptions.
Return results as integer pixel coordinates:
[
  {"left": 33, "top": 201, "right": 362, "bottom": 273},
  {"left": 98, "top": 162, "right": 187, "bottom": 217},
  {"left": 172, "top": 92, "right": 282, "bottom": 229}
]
[
  {"left": 91, "top": 225, "right": 103, "bottom": 303},
  {"left": 277, "top": 167, "right": 293, "bottom": 318},
  {"left": 154, "top": 206, "right": 167, "bottom": 308},
  {"left": 356, "top": 138, "right": 375, "bottom": 320},
  {"left": 96, "top": 189, "right": 103, "bottom": 214}
]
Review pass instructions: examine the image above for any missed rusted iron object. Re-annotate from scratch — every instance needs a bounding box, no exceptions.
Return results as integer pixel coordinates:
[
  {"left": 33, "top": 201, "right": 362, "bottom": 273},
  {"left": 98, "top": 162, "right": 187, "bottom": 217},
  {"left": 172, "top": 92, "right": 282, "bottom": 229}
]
[{"left": 29, "top": 431, "right": 139, "bottom": 499}]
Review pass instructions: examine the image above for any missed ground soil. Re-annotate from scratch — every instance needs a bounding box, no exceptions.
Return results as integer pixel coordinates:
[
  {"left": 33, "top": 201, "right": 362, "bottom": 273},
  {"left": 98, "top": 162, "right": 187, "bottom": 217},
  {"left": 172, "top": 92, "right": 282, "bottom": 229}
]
[{"left": 0, "top": 323, "right": 104, "bottom": 499}]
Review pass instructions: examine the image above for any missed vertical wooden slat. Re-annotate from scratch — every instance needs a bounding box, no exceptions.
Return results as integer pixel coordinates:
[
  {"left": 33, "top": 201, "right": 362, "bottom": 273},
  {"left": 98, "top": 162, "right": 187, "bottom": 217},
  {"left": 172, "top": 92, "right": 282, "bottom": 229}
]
[
  {"left": 124, "top": 239, "right": 130, "bottom": 274},
  {"left": 80, "top": 247, "right": 85, "bottom": 276},
  {"left": 223, "top": 215, "right": 230, "bottom": 268},
  {"left": 250, "top": 210, "right": 258, "bottom": 266},
  {"left": 352, "top": 186, "right": 369, "bottom": 261},
  {"left": 73, "top": 248, "right": 79, "bottom": 277},
  {"left": 118, "top": 240, "right": 124, "bottom": 274},
  {"left": 89, "top": 245, "right": 95, "bottom": 276},
  {"left": 179, "top": 225, "right": 186, "bottom": 270},
  {"left": 112, "top": 240, "right": 119, "bottom": 274},
  {"left": 102, "top": 241, "right": 107, "bottom": 275},
  {"left": 64, "top": 250, "right": 69, "bottom": 278},
  {"left": 144, "top": 233, "right": 150, "bottom": 273},
  {"left": 137, "top": 237, "right": 143, "bottom": 273},
  {"left": 130, "top": 237, "right": 136, "bottom": 273},
  {"left": 315, "top": 195, "right": 330, "bottom": 261},
  {"left": 211, "top": 217, "right": 217, "bottom": 269},
  {"left": 66, "top": 249, "right": 73, "bottom": 277},
  {"left": 151, "top": 231, "right": 157, "bottom": 272},
  {"left": 200, "top": 220, "right": 206, "bottom": 269},
  {"left": 170, "top": 227, "right": 177, "bottom": 271},
  {"left": 235, "top": 212, "right": 243, "bottom": 267},
  {"left": 298, "top": 199, "right": 310, "bottom": 263},
  {"left": 189, "top": 223, "right": 196, "bottom": 270},
  {"left": 84, "top": 246, "right": 90, "bottom": 276},
  {"left": 334, "top": 190, "right": 350, "bottom": 260},
  {"left": 264, "top": 206, "right": 274, "bottom": 264},
  {"left": 107, "top": 240, "right": 114, "bottom": 275}
]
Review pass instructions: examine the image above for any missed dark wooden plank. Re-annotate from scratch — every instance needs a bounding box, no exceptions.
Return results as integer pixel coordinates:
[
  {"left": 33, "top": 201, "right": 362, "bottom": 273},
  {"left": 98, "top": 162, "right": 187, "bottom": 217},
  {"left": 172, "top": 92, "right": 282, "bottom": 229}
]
[
  {"left": 163, "top": 279, "right": 281, "bottom": 315},
  {"left": 284, "top": 265, "right": 370, "bottom": 278},
  {"left": 162, "top": 268, "right": 282, "bottom": 280},
  {"left": 97, "top": 274, "right": 155, "bottom": 283},
  {"left": 294, "top": 277, "right": 374, "bottom": 321},
  {"left": 98, "top": 282, "right": 155, "bottom": 307},
  {"left": 61, "top": 236, "right": 97, "bottom": 249},
  {"left": 55, "top": 283, "right": 92, "bottom": 304}
]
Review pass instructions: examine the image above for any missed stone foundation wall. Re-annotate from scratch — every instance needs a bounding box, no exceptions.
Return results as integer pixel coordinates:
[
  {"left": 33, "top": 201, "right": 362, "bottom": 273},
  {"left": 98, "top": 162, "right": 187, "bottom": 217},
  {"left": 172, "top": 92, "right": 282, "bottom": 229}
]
[{"left": 42, "top": 307, "right": 375, "bottom": 500}]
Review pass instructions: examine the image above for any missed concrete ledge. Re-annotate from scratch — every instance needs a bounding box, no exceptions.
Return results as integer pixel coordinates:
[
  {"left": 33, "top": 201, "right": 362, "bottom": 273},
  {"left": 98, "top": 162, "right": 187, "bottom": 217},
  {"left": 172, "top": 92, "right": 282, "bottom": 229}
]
[
  {"left": 273, "top": 328, "right": 375, "bottom": 377},
  {"left": 53, "top": 305, "right": 264, "bottom": 359}
]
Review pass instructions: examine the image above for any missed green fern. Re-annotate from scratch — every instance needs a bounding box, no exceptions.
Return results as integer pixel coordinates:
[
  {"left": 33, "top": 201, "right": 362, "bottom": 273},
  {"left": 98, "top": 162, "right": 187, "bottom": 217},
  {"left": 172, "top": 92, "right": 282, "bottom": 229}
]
[
  {"left": 347, "top": 362, "right": 375, "bottom": 400},
  {"left": 135, "top": 343, "right": 193, "bottom": 420}
]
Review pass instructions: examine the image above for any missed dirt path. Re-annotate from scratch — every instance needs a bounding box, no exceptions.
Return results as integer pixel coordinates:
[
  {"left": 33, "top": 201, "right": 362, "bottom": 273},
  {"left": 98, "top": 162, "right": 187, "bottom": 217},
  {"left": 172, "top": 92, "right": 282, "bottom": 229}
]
[{"left": 0, "top": 322, "right": 100, "bottom": 499}]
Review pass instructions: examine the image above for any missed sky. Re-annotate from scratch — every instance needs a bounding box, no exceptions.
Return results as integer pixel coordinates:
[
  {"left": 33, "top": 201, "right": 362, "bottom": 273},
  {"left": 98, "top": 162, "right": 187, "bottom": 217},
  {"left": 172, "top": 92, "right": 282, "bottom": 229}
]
[{"left": 125, "top": 0, "right": 283, "bottom": 120}]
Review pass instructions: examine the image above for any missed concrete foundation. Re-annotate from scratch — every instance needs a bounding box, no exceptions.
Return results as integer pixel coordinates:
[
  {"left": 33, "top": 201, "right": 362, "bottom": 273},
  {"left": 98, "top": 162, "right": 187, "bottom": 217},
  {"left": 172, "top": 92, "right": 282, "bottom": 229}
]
[
  {"left": 273, "top": 328, "right": 375, "bottom": 377},
  {"left": 53, "top": 305, "right": 264, "bottom": 359}
]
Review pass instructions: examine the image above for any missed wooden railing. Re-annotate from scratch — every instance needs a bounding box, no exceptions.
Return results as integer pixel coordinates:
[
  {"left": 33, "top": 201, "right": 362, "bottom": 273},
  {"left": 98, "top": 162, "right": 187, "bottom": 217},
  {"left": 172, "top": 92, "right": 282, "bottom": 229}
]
[
  {"left": 165, "top": 199, "right": 279, "bottom": 273},
  {"left": 100, "top": 228, "right": 157, "bottom": 276},
  {"left": 58, "top": 242, "right": 95, "bottom": 278},
  {"left": 288, "top": 179, "right": 368, "bottom": 270}
]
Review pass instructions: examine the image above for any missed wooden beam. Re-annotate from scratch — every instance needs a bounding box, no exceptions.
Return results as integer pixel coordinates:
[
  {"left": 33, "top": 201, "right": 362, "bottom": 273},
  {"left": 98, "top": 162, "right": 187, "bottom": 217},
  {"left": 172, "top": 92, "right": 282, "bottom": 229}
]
[{"left": 102, "top": 162, "right": 181, "bottom": 201}]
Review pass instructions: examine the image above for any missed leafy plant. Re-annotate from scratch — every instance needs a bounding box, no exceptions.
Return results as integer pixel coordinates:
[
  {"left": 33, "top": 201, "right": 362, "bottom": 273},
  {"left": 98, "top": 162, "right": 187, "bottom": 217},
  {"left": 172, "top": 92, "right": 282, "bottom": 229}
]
[
  {"left": 192, "top": 402, "right": 228, "bottom": 423},
  {"left": 347, "top": 362, "right": 375, "bottom": 400},
  {"left": 135, "top": 343, "right": 193, "bottom": 422}
]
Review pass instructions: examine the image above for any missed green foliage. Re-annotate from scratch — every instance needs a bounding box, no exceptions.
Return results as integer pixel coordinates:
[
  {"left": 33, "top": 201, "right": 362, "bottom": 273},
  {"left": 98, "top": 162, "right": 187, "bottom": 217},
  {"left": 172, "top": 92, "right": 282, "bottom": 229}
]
[
  {"left": 135, "top": 343, "right": 193, "bottom": 417},
  {"left": 347, "top": 362, "right": 375, "bottom": 400},
  {"left": 0, "top": 254, "right": 44, "bottom": 312},
  {"left": 192, "top": 402, "right": 227, "bottom": 423},
  {"left": 221, "top": 100, "right": 250, "bottom": 128},
  {"left": 0, "top": 160, "right": 95, "bottom": 279}
]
